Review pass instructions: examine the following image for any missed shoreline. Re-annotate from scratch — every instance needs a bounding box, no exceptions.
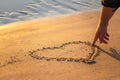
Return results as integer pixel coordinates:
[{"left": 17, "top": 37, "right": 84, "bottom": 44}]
[
  {"left": 0, "top": 9, "right": 100, "bottom": 27},
  {"left": 0, "top": 0, "right": 101, "bottom": 26}
]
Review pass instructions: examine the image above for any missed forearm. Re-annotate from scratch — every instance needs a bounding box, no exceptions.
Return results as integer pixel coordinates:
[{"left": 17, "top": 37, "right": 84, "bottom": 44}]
[
  {"left": 92, "top": 0, "right": 119, "bottom": 45},
  {"left": 99, "top": 6, "right": 116, "bottom": 25}
]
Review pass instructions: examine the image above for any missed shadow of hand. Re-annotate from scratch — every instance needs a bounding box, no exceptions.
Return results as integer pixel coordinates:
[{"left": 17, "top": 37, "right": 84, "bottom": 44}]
[{"left": 109, "top": 48, "right": 120, "bottom": 61}]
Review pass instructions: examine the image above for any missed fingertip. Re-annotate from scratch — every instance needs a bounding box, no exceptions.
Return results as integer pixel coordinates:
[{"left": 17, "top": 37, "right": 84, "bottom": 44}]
[
  {"left": 106, "top": 33, "right": 110, "bottom": 37},
  {"left": 92, "top": 41, "right": 96, "bottom": 46},
  {"left": 92, "top": 43, "right": 94, "bottom": 46},
  {"left": 103, "top": 40, "right": 108, "bottom": 44}
]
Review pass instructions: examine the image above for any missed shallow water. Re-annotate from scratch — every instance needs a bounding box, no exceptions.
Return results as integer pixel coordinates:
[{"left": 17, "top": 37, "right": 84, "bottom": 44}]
[{"left": 0, "top": 0, "right": 101, "bottom": 25}]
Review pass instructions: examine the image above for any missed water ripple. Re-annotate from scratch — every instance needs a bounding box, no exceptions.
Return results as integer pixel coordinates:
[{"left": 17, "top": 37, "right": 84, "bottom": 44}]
[{"left": 0, "top": 0, "right": 101, "bottom": 25}]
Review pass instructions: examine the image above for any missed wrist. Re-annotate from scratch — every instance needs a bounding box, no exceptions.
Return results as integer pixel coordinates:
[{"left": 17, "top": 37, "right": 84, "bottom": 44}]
[{"left": 99, "top": 21, "right": 108, "bottom": 27}]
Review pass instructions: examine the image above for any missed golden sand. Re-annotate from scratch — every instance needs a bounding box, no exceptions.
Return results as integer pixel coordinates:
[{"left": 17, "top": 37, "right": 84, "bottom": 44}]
[{"left": 0, "top": 11, "right": 120, "bottom": 80}]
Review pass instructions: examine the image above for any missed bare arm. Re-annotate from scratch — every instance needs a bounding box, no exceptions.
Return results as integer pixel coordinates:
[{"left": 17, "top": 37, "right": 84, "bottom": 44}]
[
  {"left": 92, "top": 6, "right": 117, "bottom": 46},
  {"left": 100, "top": 6, "right": 115, "bottom": 25}
]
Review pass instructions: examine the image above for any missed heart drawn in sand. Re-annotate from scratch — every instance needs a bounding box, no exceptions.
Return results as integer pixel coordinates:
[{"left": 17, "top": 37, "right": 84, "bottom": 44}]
[{"left": 29, "top": 41, "right": 102, "bottom": 64}]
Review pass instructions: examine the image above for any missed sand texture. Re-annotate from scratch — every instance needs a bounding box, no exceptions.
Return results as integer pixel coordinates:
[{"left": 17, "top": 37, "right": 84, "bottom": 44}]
[{"left": 0, "top": 11, "right": 120, "bottom": 80}]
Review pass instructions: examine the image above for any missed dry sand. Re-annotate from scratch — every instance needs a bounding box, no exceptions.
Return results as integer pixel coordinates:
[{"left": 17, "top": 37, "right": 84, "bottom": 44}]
[{"left": 0, "top": 10, "right": 120, "bottom": 80}]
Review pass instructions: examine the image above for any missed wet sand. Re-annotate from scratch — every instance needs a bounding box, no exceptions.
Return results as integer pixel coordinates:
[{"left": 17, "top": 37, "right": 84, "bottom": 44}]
[
  {"left": 0, "top": 10, "right": 120, "bottom": 80},
  {"left": 0, "top": 0, "right": 101, "bottom": 25}
]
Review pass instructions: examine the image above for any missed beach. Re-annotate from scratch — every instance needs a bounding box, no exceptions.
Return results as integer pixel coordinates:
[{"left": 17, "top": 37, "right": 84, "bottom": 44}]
[{"left": 0, "top": 9, "right": 120, "bottom": 80}]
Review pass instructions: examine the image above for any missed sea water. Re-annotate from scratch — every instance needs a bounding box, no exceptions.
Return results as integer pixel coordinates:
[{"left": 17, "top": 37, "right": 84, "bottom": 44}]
[{"left": 0, "top": 0, "right": 101, "bottom": 25}]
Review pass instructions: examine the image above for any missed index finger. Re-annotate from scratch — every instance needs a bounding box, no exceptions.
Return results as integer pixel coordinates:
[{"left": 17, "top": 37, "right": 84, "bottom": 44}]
[{"left": 92, "top": 35, "right": 98, "bottom": 46}]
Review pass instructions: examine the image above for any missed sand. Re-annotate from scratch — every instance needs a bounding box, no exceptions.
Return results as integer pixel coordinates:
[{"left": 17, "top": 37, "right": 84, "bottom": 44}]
[{"left": 0, "top": 10, "right": 120, "bottom": 80}]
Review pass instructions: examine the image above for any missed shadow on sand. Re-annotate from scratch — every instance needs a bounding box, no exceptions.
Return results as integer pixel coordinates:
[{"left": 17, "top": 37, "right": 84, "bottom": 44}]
[
  {"left": 94, "top": 45, "right": 120, "bottom": 61},
  {"left": 107, "top": 48, "right": 120, "bottom": 61}
]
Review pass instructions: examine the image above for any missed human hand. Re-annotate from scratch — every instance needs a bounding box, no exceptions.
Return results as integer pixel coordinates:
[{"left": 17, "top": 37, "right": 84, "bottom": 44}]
[{"left": 92, "top": 23, "right": 110, "bottom": 46}]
